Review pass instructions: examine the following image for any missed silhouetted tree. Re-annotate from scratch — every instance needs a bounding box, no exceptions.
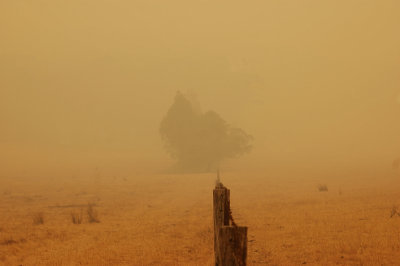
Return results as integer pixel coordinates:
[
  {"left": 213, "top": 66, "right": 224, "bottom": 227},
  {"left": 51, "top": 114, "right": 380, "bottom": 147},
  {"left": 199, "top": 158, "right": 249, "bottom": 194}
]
[{"left": 160, "top": 91, "right": 252, "bottom": 172}]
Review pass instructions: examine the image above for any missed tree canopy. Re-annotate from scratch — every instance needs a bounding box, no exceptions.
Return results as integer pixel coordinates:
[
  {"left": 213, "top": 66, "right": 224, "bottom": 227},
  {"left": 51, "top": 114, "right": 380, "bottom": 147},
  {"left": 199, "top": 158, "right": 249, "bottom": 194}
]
[{"left": 160, "top": 91, "right": 252, "bottom": 172}]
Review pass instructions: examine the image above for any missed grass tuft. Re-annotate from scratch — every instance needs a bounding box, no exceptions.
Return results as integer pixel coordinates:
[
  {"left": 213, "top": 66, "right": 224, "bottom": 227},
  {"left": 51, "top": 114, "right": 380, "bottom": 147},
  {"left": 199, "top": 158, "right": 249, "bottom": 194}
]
[
  {"left": 317, "top": 184, "right": 328, "bottom": 192},
  {"left": 87, "top": 204, "right": 100, "bottom": 223},
  {"left": 32, "top": 212, "right": 44, "bottom": 225},
  {"left": 71, "top": 210, "right": 83, "bottom": 224},
  {"left": 1, "top": 238, "right": 17, "bottom": 245},
  {"left": 390, "top": 205, "right": 400, "bottom": 218}
]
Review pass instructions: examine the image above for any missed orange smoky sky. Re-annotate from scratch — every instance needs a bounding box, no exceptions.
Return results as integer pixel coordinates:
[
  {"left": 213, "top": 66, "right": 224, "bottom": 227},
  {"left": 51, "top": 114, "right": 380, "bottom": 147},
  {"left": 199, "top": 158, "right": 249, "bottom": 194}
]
[{"left": 1, "top": 0, "right": 400, "bottom": 178}]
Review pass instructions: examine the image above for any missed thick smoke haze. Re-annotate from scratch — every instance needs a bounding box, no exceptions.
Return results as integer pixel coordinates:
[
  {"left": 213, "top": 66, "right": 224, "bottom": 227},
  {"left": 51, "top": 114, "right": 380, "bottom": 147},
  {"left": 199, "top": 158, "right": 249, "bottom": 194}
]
[{"left": 1, "top": 1, "right": 400, "bottom": 179}]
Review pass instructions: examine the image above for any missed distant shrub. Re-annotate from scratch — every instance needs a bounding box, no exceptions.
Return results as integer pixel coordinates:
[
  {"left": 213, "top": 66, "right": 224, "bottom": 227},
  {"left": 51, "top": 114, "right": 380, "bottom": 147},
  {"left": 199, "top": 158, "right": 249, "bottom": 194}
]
[
  {"left": 318, "top": 184, "right": 328, "bottom": 192},
  {"left": 32, "top": 212, "right": 44, "bottom": 225},
  {"left": 87, "top": 204, "right": 100, "bottom": 223},
  {"left": 71, "top": 210, "right": 83, "bottom": 224}
]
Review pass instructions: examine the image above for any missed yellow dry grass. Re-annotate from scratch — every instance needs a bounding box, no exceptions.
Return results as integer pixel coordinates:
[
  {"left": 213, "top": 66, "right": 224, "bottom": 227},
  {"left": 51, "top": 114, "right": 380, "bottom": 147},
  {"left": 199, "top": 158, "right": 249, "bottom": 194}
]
[{"left": 1, "top": 172, "right": 400, "bottom": 265}]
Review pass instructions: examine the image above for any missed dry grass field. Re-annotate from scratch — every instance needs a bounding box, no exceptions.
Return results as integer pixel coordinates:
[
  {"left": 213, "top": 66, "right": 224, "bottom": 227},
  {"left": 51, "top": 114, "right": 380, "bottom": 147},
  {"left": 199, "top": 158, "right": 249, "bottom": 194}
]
[{"left": 1, "top": 170, "right": 400, "bottom": 265}]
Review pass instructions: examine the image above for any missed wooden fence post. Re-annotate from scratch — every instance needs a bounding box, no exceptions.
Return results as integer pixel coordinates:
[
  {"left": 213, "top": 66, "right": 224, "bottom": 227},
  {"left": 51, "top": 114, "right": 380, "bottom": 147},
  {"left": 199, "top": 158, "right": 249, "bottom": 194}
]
[{"left": 213, "top": 182, "right": 247, "bottom": 266}]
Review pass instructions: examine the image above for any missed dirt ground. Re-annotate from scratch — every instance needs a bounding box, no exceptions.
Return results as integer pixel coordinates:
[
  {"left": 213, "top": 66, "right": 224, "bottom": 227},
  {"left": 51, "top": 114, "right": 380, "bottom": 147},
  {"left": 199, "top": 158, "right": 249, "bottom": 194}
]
[{"left": 1, "top": 170, "right": 400, "bottom": 265}]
